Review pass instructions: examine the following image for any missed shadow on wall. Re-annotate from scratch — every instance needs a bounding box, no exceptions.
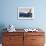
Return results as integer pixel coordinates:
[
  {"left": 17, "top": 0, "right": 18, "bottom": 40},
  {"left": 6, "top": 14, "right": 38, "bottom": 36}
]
[{"left": 0, "top": 24, "right": 7, "bottom": 43}]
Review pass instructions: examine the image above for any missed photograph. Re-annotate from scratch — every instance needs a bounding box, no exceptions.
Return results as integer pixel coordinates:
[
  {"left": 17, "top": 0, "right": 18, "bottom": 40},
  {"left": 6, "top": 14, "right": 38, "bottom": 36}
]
[{"left": 17, "top": 7, "right": 34, "bottom": 19}]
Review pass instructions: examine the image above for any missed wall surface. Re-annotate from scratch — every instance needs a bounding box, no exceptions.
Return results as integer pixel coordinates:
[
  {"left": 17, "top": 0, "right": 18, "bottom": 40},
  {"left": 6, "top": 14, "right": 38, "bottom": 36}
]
[{"left": 0, "top": 0, "right": 46, "bottom": 30}]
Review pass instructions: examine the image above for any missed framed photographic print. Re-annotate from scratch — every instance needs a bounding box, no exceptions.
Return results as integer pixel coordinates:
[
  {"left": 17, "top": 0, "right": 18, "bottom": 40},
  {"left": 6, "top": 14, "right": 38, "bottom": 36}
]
[{"left": 17, "top": 7, "right": 34, "bottom": 19}]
